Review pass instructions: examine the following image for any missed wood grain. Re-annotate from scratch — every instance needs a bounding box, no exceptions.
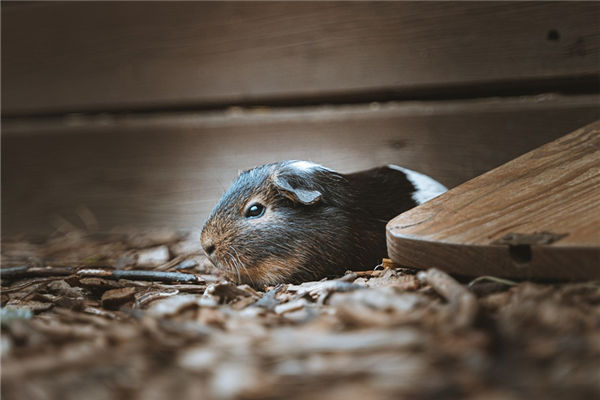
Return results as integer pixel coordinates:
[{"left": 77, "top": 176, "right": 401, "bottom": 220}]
[
  {"left": 2, "top": 94, "right": 598, "bottom": 237},
  {"left": 387, "top": 120, "right": 600, "bottom": 280},
  {"left": 2, "top": 2, "right": 599, "bottom": 115}
]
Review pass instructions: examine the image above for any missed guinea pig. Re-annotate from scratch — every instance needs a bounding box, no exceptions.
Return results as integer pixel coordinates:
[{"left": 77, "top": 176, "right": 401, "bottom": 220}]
[{"left": 201, "top": 160, "right": 447, "bottom": 287}]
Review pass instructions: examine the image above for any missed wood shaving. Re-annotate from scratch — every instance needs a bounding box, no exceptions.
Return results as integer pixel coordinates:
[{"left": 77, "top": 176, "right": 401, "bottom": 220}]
[{"left": 1, "top": 230, "right": 599, "bottom": 399}]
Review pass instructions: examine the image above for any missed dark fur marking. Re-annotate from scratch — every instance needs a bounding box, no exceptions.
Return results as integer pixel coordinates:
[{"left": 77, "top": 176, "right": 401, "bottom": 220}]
[{"left": 201, "top": 161, "right": 422, "bottom": 287}]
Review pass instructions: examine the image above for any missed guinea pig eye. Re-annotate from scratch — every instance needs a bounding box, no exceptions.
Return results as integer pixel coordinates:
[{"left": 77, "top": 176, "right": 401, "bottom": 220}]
[{"left": 245, "top": 203, "right": 266, "bottom": 219}]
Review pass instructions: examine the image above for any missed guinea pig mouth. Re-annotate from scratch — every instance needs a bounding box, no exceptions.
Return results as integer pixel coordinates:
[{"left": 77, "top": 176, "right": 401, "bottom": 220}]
[
  {"left": 210, "top": 253, "right": 248, "bottom": 281},
  {"left": 207, "top": 255, "right": 226, "bottom": 271}
]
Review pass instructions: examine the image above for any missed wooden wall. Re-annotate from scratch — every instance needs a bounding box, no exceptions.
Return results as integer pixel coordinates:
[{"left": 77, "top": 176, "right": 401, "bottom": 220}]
[
  {"left": 2, "top": 2, "right": 599, "bottom": 236},
  {"left": 2, "top": 2, "right": 599, "bottom": 115}
]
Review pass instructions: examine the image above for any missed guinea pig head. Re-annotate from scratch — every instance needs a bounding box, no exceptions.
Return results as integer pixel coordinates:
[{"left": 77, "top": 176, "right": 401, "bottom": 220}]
[{"left": 200, "top": 161, "right": 353, "bottom": 287}]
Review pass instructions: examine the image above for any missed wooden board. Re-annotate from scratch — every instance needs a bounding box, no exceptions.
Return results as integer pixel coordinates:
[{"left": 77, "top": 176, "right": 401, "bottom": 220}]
[
  {"left": 2, "top": 2, "right": 599, "bottom": 115},
  {"left": 387, "top": 120, "right": 600, "bottom": 280},
  {"left": 2, "top": 94, "right": 598, "bottom": 237}
]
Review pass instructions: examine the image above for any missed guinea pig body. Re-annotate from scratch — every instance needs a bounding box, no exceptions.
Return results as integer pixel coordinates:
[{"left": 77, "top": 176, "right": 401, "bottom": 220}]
[{"left": 201, "top": 160, "right": 446, "bottom": 287}]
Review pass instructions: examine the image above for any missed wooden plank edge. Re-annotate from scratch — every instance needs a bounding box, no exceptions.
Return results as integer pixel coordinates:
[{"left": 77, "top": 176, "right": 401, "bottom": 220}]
[
  {"left": 386, "top": 120, "right": 600, "bottom": 281},
  {"left": 386, "top": 234, "right": 600, "bottom": 281}
]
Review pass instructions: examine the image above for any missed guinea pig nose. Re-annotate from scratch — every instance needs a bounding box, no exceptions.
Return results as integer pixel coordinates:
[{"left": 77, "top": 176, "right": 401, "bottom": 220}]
[{"left": 202, "top": 240, "right": 216, "bottom": 256}]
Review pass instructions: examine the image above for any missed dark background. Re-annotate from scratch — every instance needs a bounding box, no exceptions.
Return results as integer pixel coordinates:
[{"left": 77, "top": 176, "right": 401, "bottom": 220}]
[{"left": 2, "top": 1, "right": 599, "bottom": 236}]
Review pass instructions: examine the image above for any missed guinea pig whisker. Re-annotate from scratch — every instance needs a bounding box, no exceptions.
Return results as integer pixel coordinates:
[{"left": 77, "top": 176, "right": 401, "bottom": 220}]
[
  {"left": 224, "top": 250, "right": 241, "bottom": 282},
  {"left": 230, "top": 246, "right": 255, "bottom": 287},
  {"left": 229, "top": 253, "right": 242, "bottom": 283},
  {"left": 231, "top": 255, "right": 242, "bottom": 283},
  {"left": 238, "top": 260, "right": 254, "bottom": 286}
]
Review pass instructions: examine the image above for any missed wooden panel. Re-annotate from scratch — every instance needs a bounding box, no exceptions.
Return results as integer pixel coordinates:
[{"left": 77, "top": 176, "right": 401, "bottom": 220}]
[
  {"left": 2, "top": 95, "right": 598, "bottom": 237},
  {"left": 387, "top": 121, "right": 600, "bottom": 280},
  {"left": 2, "top": 2, "right": 599, "bottom": 115}
]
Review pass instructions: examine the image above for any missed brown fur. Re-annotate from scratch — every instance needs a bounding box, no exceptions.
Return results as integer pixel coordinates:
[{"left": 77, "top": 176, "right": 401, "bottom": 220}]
[{"left": 201, "top": 161, "right": 435, "bottom": 287}]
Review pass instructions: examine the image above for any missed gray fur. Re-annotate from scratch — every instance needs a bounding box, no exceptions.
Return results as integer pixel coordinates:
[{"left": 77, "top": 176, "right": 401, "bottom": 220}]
[{"left": 201, "top": 160, "right": 445, "bottom": 287}]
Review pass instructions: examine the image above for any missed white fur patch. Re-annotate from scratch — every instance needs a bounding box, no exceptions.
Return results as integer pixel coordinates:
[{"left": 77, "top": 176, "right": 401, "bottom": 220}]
[
  {"left": 288, "top": 160, "right": 333, "bottom": 172},
  {"left": 387, "top": 165, "right": 447, "bottom": 204}
]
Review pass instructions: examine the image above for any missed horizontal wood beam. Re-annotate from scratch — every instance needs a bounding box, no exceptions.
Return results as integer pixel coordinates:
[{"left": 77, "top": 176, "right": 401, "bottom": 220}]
[{"left": 2, "top": 2, "right": 599, "bottom": 116}]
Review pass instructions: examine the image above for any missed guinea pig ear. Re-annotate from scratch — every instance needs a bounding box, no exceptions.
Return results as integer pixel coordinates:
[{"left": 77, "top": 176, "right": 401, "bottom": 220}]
[{"left": 273, "top": 175, "right": 322, "bottom": 205}]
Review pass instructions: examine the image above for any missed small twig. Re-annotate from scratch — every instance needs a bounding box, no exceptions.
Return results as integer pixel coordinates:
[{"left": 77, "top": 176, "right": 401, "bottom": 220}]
[
  {"left": 2, "top": 265, "right": 204, "bottom": 289},
  {"left": 468, "top": 276, "right": 518, "bottom": 287},
  {"left": 1, "top": 266, "right": 74, "bottom": 279},
  {"left": 0, "top": 265, "right": 29, "bottom": 278},
  {"left": 1, "top": 276, "right": 75, "bottom": 294},
  {"left": 76, "top": 269, "right": 202, "bottom": 283},
  {"left": 134, "top": 288, "right": 180, "bottom": 308},
  {"left": 154, "top": 254, "right": 188, "bottom": 271}
]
